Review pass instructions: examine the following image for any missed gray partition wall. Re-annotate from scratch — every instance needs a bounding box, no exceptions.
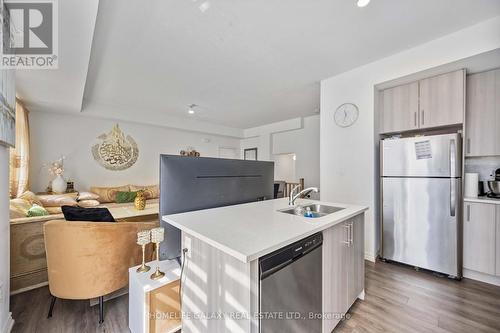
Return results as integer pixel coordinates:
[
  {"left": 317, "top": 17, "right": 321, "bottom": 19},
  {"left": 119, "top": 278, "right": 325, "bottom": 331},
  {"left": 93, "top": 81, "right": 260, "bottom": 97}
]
[{"left": 159, "top": 155, "right": 274, "bottom": 260}]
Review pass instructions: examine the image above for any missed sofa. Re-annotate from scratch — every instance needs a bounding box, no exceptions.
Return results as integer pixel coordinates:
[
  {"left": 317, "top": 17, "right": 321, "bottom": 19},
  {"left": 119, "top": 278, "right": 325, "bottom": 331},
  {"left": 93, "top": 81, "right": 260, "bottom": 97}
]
[{"left": 9, "top": 184, "right": 160, "bottom": 294}]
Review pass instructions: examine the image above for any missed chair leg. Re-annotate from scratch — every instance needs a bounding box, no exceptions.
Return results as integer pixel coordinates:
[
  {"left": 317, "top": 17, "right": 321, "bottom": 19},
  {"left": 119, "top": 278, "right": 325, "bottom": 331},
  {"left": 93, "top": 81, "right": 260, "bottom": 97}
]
[
  {"left": 98, "top": 296, "right": 104, "bottom": 324},
  {"left": 47, "top": 296, "right": 57, "bottom": 318}
]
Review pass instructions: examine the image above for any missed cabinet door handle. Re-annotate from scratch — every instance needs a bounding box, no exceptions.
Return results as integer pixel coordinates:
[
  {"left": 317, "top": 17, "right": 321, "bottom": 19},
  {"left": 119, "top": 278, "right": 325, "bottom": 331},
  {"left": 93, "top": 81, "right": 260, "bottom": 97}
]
[
  {"left": 414, "top": 112, "right": 417, "bottom": 127},
  {"left": 349, "top": 222, "right": 354, "bottom": 246},
  {"left": 343, "top": 224, "right": 350, "bottom": 246},
  {"left": 421, "top": 110, "right": 425, "bottom": 125},
  {"left": 466, "top": 205, "right": 471, "bottom": 222},
  {"left": 467, "top": 138, "right": 471, "bottom": 154}
]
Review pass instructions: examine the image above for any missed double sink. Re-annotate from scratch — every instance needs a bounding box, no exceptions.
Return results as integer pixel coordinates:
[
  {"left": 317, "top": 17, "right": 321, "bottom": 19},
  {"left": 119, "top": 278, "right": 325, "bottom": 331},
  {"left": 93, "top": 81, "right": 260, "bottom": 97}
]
[{"left": 279, "top": 203, "right": 344, "bottom": 219}]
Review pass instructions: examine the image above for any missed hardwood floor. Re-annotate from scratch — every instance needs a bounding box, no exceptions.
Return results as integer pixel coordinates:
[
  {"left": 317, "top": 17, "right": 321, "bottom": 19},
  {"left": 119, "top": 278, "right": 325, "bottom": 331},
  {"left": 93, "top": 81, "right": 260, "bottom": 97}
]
[
  {"left": 10, "top": 260, "right": 500, "bottom": 333},
  {"left": 336, "top": 260, "right": 500, "bottom": 333}
]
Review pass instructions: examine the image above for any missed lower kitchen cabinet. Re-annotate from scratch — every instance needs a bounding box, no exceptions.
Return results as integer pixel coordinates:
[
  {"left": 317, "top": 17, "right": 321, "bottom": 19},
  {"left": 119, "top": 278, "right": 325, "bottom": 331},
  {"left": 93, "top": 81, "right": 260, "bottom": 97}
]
[
  {"left": 463, "top": 202, "right": 496, "bottom": 275},
  {"left": 349, "top": 216, "right": 365, "bottom": 302},
  {"left": 497, "top": 206, "right": 500, "bottom": 277},
  {"left": 322, "top": 214, "right": 365, "bottom": 333}
]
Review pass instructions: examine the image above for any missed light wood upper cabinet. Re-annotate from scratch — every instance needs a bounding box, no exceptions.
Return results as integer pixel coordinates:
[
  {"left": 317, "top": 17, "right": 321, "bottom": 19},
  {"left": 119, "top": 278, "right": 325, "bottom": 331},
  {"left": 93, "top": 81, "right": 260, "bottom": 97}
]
[
  {"left": 378, "top": 70, "right": 465, "bottom": 134},
  {"left": 465, "top": 69, "right": 500, "bottom": 156},
  {"left": 463, "top": 202, "right": 496, "bottom": 275},
  {"left": 379, "top": 82, "right": 419, "bottom": 133},
  {"left": 419, "top": 69, "right": 465, "bottom": 129}
]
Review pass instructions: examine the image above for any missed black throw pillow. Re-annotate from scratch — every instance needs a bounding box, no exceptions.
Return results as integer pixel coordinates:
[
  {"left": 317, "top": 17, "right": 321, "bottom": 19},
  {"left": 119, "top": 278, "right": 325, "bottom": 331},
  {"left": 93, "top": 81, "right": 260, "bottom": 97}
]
[{"left": 61, "top": 206, "right": 115, "bottom": 222}]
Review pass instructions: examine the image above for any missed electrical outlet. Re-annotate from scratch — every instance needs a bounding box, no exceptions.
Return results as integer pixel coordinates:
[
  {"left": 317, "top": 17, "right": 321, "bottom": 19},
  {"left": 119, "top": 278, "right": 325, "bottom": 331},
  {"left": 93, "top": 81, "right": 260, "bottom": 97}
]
[{"left": 185, "top": 237, "right": 192, "bottom": 258}]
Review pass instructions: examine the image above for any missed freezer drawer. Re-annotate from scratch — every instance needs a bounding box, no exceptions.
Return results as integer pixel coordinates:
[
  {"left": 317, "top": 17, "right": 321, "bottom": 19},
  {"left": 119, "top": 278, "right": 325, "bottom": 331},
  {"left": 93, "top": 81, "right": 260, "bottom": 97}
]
[
  {"left": 382, "top": 177, "right": 462, "bottom": 277},
  {"left": 381, "top": 133, "right": 462, "bottom": 177}
]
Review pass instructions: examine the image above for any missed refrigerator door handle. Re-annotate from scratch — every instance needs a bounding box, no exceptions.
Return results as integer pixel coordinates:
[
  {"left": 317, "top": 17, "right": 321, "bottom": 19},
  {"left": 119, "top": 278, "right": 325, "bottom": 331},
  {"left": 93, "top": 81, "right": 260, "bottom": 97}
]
[
  {"left": 449, "top": 139, "right": 456, "bottom": 177},
  {"left": 450, "top": 179, "right": 456, "bottom": 217}
]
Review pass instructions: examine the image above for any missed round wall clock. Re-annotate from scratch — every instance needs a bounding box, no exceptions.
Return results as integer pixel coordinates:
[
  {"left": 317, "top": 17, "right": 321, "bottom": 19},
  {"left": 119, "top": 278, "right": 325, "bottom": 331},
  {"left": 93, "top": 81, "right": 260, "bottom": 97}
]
[{"left": 334, "top": 103, "right": 359, "bottom": 128}]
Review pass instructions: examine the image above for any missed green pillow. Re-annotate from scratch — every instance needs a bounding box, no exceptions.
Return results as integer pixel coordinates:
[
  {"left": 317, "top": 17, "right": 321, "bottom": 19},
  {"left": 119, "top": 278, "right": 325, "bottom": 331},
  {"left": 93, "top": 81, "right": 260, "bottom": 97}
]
[
  {"left": 115, "top": 191, "right": 137, "bottom": 203},
  {"left": 27, "top": 204, "right": 49, "bottom": 217}
]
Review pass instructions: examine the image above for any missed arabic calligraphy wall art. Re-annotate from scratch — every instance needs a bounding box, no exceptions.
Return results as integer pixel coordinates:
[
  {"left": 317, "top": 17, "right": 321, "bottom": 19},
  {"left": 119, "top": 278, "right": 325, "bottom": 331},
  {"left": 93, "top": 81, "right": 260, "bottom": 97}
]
[{"left": 92, "top": 124, "right": 139, "bottom": 171}]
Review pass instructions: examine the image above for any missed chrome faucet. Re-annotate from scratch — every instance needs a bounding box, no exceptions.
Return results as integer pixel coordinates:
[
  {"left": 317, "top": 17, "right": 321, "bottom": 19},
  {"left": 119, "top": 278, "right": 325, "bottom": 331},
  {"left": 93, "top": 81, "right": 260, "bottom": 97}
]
[{"left": 289, "top": 186, "right": 319, "bottom": 206}]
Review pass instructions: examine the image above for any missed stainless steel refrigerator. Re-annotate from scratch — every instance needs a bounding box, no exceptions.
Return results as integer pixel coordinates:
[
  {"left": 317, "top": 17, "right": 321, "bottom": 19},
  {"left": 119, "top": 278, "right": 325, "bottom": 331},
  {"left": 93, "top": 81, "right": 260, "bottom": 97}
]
[{"left": 381, "top": 133, "right": 462, "bottom": 278}]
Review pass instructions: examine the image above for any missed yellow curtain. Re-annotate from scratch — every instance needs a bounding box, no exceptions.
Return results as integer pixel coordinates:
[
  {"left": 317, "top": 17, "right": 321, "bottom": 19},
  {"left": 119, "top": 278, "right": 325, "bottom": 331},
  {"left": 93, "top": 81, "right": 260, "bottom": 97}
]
[{"left": 9, "top": 100, "right": 30, "bottom": 198}]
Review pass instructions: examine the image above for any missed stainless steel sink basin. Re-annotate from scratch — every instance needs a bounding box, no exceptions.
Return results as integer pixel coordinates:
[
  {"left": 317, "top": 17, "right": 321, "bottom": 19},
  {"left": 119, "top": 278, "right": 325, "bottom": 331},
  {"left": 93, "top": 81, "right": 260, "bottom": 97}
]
[{"left": 279, "top": 204, "right": 344, "bottom": 218}]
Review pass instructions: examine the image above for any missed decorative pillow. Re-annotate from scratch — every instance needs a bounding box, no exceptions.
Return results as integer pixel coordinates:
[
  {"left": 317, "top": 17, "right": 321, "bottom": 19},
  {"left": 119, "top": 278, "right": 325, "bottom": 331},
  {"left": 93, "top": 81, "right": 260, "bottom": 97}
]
[
  {"left": 10, "top": 198, "right": 32, "bottom": 218},
  {"left": 77, "top": 191, "right": 100, "bottom": 201},
  {"left": 129, "top": 185, "right": 159, "bottom": 200},
  {"left": 77, "top": 199, "right": 100, "bottom": 208},
  {"left": 62, "top": 206, "right": 115, "bottom": 222},
  {"left": 27, "top": 204, "right": 49, "bottom": 217},
  {"left": 115, "top": 191, "right": 137, "bottom": 203},
  {"left": 18, "top": 191, "right": 43, "bottom": 206},
  {"left": 90, "top": 185, "right": 130, "bottom": 203},
  {"left": 45, "top": 206, "right": 63, "bottom": 215},
  {"left": 38, "top": 193, "right": 78, "bottom": 207}
]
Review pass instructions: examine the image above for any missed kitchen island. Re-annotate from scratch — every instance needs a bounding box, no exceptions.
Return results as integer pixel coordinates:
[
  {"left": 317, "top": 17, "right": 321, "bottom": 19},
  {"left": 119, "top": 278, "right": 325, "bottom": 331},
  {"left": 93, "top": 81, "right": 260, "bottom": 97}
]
[{"left": 163, "top": 198, "right": 368, "bottom": 333}]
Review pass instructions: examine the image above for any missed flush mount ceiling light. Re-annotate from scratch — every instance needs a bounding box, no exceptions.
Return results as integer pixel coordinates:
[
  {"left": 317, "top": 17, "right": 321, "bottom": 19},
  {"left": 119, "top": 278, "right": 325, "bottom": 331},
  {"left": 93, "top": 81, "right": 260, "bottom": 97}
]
[
  {"left": 357, "top": 0, "right": 370, "bottom": 7},
  {"left": 188, "top": 104, "right": 197, "bottom": 114}
]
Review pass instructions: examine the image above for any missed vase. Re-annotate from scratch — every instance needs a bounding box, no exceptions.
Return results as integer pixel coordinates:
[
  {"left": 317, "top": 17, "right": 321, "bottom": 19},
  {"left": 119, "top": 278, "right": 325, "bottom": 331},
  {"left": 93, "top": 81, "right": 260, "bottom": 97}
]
[{"left": 52, "top": 175, "right": 67, "bottom": 194}]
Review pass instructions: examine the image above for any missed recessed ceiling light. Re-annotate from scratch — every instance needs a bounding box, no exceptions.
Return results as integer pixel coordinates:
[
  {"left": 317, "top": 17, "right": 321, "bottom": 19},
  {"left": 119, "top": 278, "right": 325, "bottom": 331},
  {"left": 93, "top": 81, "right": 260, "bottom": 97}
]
[
  {"left": 188, "top": 104, "right": 196, "bottom": 114},
  {"left": 357, "top": 0, "right": 370, "bottom": 7}
]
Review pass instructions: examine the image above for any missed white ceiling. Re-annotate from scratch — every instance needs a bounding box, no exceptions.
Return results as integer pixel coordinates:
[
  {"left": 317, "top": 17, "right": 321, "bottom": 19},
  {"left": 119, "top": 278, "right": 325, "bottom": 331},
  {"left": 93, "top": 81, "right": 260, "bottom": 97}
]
[
  {"left": 15, "top": 0, "right": 99, "bottom": 114},
  {"left": 16, "top": 0, "right": 500, "bottom": 133}
]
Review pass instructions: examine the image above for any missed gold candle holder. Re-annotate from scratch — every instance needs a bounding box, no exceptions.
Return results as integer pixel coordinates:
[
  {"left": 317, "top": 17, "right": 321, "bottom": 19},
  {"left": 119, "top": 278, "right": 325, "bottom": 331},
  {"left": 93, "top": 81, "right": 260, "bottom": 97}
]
[
  {"left": 136, "top": 230, "right": 151, "bottom": 273},
  {"left": 150, "top": 227, "right": 165, "bottom": 280}
]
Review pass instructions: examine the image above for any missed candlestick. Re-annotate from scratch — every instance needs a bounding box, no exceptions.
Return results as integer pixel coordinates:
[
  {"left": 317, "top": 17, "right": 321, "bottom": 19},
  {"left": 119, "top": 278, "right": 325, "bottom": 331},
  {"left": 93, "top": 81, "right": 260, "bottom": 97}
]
[
  {"left": 150, "top": 227, "right": 165, "bottom": 280},
  {"left": 136, "top": 230, "right": 151, "bottom": 273}
]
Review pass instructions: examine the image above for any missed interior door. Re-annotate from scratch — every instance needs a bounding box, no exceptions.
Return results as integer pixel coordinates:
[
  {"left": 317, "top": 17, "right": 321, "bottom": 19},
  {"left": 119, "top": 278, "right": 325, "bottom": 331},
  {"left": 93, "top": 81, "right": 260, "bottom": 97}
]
[{"left": 382, "top": 177, "right": 460, "bottom": 276}]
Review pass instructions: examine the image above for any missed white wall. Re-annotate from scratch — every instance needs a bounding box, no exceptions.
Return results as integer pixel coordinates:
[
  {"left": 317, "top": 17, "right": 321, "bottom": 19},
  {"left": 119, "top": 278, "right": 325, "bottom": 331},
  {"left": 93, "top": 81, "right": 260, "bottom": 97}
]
[
  {"left": 0, "top": 147, "right": 13, "bottom": 333},
  {"left": 273, "top": 154, "right": 296, "bottom": 182},
  {"left": 272, "top": 115, "right": 320, "bottom": 190},
  {"left": 29, "top": 112, "right": 241, "bottom": 192},
  {"left": 240, "top": 115, "right": 320, "bottom": 189},
  {"left": 320, "top": 16, "right": 500, "bottom": 261}
]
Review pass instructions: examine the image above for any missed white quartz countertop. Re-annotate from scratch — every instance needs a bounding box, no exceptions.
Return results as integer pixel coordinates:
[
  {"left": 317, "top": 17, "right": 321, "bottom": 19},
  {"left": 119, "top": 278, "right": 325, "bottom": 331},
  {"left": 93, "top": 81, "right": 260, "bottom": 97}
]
[
  {"left": 162, "top": 198, "right": 368, "bottom": 263},
  {"left": 464, "top": 197, "right": 500, "bottom": 205}
]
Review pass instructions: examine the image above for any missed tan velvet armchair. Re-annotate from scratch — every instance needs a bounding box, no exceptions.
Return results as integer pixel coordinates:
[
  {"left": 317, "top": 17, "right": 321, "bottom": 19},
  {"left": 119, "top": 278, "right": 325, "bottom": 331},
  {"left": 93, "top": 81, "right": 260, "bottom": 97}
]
[{"left": 44, "top": 220, "right": 156, "bottom": 324}]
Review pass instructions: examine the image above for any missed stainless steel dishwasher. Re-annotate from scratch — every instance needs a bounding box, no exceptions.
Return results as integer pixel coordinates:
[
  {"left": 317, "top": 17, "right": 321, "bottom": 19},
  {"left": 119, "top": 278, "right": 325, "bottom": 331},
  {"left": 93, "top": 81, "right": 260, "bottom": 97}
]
[{"left": 259, "top": 232, "right": 322, "bottom": 333}]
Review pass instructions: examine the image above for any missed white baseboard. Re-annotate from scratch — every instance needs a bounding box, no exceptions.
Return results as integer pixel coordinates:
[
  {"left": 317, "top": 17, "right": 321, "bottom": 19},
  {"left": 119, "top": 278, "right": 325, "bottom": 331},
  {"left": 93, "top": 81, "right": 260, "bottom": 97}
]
[
  {"left": 2, "top": 313, "right": 14, "bottom": 333},
  {"left": 364, "top": 252, "right": 376, "bottom": 262},
  {"left": 463, "top": 268, "right": 500, "bottom": 287}
]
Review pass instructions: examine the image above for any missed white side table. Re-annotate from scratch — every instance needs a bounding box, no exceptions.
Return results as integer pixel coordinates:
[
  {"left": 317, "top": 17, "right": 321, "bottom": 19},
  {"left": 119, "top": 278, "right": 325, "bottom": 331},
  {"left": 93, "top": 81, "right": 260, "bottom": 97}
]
[{"left": 129, "top": 260, "right": 181, "bottom": 333}]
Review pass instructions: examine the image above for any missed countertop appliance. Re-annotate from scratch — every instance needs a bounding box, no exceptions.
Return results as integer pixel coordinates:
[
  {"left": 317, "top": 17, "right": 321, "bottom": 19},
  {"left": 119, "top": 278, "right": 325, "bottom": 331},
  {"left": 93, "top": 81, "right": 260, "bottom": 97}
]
[
  {"left": 486, "top": 168, "right": 500, "bottom": 198},
  {"left": 159, "top": 155, "right": 274, "bottom": 260},
  {"left": 259, "top": 232, "right": 323, "bottom": 333},
  {"left": 381, "top": 133, "right": 462, "bottom": 278}
]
